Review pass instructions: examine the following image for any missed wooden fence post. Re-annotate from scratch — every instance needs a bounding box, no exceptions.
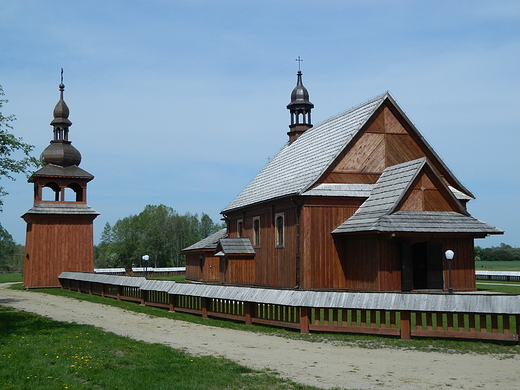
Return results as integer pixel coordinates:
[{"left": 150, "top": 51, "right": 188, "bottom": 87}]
[
  {"left": 400, "top": 311, "right": 411, "bottom": 340},
  {"left": 244, "top": 301, "right": 255, "bottom": 325},
  {"left": 516, "top": 315, "right": 520, "bottom": 346},
  {"left": 201, "top": 297, "right": 210, "bottom": 318},
  {"left": 300, "top": 307, "right": 310, "bottom": 334},
  {"left": 117, "top": 285, "right": 122, "bottom": 301},
  {"left": 140, "top": 290, "right": 148, "bottom": 306},
  {"left": 169, "top": 294, "right": 176, "bottom": 312}
]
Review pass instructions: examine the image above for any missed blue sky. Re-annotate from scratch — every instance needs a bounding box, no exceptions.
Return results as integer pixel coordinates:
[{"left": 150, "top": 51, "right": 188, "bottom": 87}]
[{"left": 1, "top": 0, "right": 519, "bottom": 248}]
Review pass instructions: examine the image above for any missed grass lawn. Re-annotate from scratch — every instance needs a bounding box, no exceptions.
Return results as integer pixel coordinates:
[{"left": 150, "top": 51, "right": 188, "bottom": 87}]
[
  {"left": 0, "top": 273, "right": 23, "bottom": 283},
  {"left": 0, "top": 305, "right": 324, "bottom": 390},
  {"left": 475, "top": 261, "right": 520, "bottom": 270},
  {"left": 476, "top": 280, "right": 520, "bottom": 294}
]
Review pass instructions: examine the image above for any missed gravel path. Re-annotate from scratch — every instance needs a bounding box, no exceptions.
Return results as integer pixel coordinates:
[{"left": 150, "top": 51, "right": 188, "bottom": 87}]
[{"left": 1, "top": 283, "right": 519, "bottom": 389}]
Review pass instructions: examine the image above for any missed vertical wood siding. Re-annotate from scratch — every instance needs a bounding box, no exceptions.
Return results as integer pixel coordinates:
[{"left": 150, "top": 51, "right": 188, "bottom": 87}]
[
  {"left": 24, "top": 216, "right": 95, "bottom": 288},
  {"left": 186, "top": 252, "right": 220, "bottom": 282},
  {"left": 222, "top": 257, "right": 255, "bottom": 285},
  {"left": 405, "top": 235, "right": 476, "bottom": 292},
  {"left": 300, "top": 200, "right": 360, "bottom": 289},
  {"left": 227, "top": 202, "right": 299, "bottom": 288}
]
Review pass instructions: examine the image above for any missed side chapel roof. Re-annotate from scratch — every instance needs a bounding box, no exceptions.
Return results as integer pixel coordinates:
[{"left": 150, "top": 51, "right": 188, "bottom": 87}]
[
  {"left": 214, "top": 238, "right": 255, "bottom": 257},
  {"left": 181, "top": 228, "right": 227, "bottom": 252},
  {"left": 222, "top": 92, "right": 472, "bottom": 214},
  {"left": 332, "top": 158, "right": 502, "bottom": 235}
]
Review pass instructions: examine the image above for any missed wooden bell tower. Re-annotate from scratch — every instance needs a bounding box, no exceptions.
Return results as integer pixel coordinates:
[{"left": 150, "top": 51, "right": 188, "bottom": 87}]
[
  {"left": 22, "top": 78, "right": 98, "bottom": 288},
  {"left": 287, "top": 59, "right": 314, "bottom": 144}
]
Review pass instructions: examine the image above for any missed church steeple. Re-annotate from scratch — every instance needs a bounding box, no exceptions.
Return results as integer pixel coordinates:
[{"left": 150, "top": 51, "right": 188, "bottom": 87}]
[
  {"left": 41, "top": 71, "right": 82, "bottom": 167},
  {"left": 287, "top": 60, "right": 314, "bottom": 143}
]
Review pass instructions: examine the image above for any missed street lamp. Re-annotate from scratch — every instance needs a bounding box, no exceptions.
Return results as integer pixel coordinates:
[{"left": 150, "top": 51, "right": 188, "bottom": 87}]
[
  {"left": 142, "top": 255, "right": 149, "bottom": 279},
  {"left": 445, "top": 250, "right": 454, "bottom": 294}
]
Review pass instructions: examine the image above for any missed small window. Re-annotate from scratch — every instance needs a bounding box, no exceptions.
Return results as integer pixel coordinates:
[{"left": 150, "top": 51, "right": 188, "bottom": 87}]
[
  {"left": 275, "top": 213, "right": 284, "bottom": 247},
  {"left": 237, "top": 219, "right": 243, "bottom": 238},
  {"left": 253, "top": 217, "right": 260, "bottom": 246}
]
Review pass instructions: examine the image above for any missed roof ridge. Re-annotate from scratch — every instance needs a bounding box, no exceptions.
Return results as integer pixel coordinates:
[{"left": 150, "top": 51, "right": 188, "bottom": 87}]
[
  {"left": 298, "top": 93, "right": 389, "bottom": 195},
  {"left": 313, "top": 91, "right": 390, "bottom": 129}
]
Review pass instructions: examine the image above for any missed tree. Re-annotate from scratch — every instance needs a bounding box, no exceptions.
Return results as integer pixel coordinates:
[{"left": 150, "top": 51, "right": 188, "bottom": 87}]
[
  {"left": 0, "top": 223, "right": 17, "bottom": 271},
  {"left": 94, "top": 205, "right": 223, "bottom": 268},
  {"left": 475, "top": 243, "right": 520, "bottom": 262},
  {"left": 0, "top": 84, "right": 41, "bottom": 210}
]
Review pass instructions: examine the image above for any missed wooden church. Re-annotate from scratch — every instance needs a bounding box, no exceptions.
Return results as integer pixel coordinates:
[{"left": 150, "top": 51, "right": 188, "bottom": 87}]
[
  {"left": 183, "top": 71, "right": 503, "bottom": 292},
  {"left": 22, "top": 80, "right": 98, "bottom": 288}
]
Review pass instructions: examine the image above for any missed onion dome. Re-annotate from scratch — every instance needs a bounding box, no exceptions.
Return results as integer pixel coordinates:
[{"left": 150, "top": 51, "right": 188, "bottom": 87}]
[
  {"left": 50, "top": 84, "right": 72, "bottom": 127},
  {"left": 288, "top": 71, "right": 313, "bottom": 107},
  {"left": 41, "top": 82, "right": 82, "bottom": 167}
]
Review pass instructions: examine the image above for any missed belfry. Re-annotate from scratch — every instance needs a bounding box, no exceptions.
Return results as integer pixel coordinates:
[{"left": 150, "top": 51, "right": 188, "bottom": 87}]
[
  {"left": 22, "top": 76, "right": 98, "bottom": 288},
  {"left": 287, "top": 68, "right": 314, "bottom": 143}
]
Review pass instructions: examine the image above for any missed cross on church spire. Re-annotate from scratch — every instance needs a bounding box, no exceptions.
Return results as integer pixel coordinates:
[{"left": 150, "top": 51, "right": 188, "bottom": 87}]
[{"left": 295, "top": 56, "right": 303, "bottom": 71}]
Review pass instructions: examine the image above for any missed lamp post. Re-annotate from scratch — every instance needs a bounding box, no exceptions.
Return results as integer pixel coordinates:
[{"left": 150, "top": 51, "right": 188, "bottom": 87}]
[
  {"left": 445, "top": 250, "right": 454, "bottom": 294},
  {"left": 142, "top": 255, "right": 149, "bottom": 279}
]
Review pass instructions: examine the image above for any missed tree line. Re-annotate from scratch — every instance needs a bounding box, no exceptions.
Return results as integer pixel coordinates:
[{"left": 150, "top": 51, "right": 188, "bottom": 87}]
[
  {"left": 0, "top": 224, "right": 24, "bottom": 272},
  {"left": 475, "top": 243, "right": 520, "bottom": 262},
  {"left": 95, "top": 204, "right": 224, "bottom": 268}
]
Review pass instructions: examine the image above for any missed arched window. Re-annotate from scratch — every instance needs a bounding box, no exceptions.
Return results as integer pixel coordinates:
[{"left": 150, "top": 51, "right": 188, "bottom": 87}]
[
  {"left": 237, "top": 219, "right": 243, "bottom": 238},
  {"left": 275, "top": 213, "right": 284, "bottom": 247},
  {"left": 253, "top": 217, "right": 260, "bottom": 247},
  {"left": 66, "top": 183, "right": 83, "bottom": 202},
  {"left": 42, "top": 182, "right": 60, "bottom": 201}
]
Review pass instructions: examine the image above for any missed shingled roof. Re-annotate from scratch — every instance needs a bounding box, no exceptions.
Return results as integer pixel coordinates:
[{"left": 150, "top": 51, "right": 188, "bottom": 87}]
[
  {"left": 29, "top": 164, "right": 94, "bottom": 181},
  {"left": 215, "top": 238, "right": 255, "bottom": 256},
  {"left": 182, "top": 228, "right": 227, "bottom": 252},
  {"left": 222, "top": 92, "right": 472, "bottom": 214},
  {"left": 332, "top": 158, "right": 503, "bottom": 235}
]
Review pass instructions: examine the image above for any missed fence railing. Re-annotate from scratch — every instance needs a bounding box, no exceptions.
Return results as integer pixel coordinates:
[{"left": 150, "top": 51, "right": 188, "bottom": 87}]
[
  {"left": 476, "top": 270, "right": 520, "bottom": 282},
  {"left": 59, "top": 272, "right": 520, "bottom": 344}
]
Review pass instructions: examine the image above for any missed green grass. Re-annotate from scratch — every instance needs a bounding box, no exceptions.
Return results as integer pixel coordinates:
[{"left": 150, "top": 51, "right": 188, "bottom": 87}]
[
  {"left": 475, "top": 261, "right": 520, "bottom": 270},
  {"left": 10, "top": 284, "right": 520, "bottom": 357},
  {"left": 148, "top": 275, "right": 188, "bottom": 282},
  {"left": 0, "top": 305, "right": 325, "bottom": 390},
  {"left": 476, "top": 280, "right": 520, "bottom": 294},
  {"left": 0, "top": 273, "right": 22, "bottom": 283}
]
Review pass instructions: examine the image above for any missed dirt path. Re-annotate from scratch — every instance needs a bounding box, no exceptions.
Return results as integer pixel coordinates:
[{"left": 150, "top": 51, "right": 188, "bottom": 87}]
[{"left": 1, "top": 284, "right": 519, "bottom": 390}]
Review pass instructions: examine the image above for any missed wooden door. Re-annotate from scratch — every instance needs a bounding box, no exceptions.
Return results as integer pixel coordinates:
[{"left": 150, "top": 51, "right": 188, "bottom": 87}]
[
  {"left": 425, "top": 241, "right": 443, "bottom": 289},
  {"left": 411, "top": 241, "right": 443, "bottom": 290}
]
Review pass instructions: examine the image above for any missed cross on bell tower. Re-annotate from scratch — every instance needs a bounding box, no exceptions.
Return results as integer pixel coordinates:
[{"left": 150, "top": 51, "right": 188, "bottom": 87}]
[{"left": 22, "top": 74, "right": 99, "bottom": 288}]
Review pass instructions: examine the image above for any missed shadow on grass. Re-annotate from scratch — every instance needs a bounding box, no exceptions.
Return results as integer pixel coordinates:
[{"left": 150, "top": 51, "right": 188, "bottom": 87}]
[{"left": 0, "top": 306, "right": 77, "bottom": 339}]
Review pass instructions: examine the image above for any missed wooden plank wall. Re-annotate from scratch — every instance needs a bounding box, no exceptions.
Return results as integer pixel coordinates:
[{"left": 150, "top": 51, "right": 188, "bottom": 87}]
[
  {"left": 300, "top": 199, "right": 360, "bottom": 289},
  {"left": 227, "top": 201, "right": 299, "bottom": 288},
  {"left": 334, "top": 235, "right": 476, "bottom": 292},
  {"left": 405, "top": 235, "right": 476, "bottom": 292},
  {"left": 223, "top": 257, "right": 255, "bottom": 285},
  {"left": 185, "top": 253, "right": 202, "bottom": 280},
  {"left": 185, "top": 252, "right": 220, "bottom": 282},
  {"left": 319, "top": 104, "right": 462, "bottom": 193},
  {"left": 340, "top": 236, "right": 381, "bottom": 290},
  {"left": 24, "top": 216, "right": 95, "bottom": 288},
  {"left": 273, "top": 203, "right": 298, "bottom": 287}
]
